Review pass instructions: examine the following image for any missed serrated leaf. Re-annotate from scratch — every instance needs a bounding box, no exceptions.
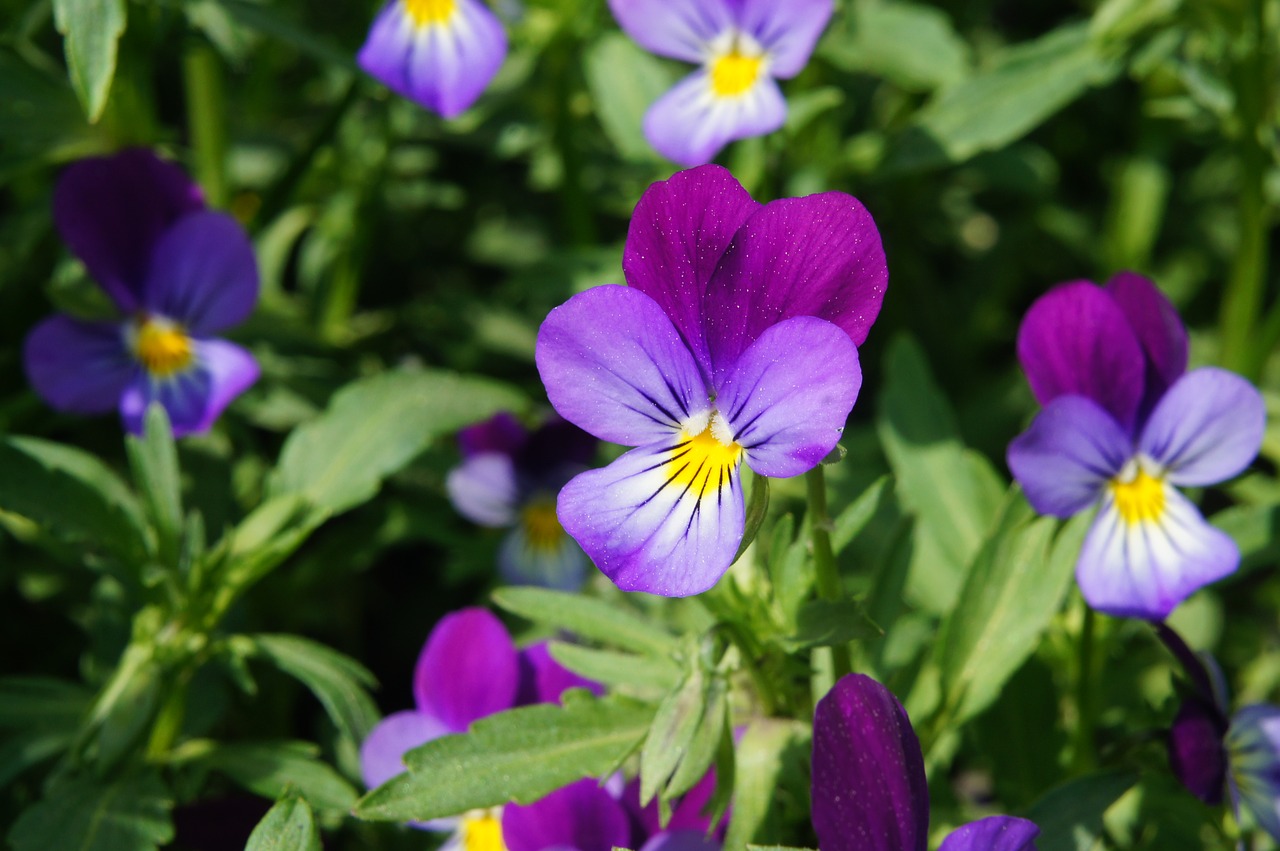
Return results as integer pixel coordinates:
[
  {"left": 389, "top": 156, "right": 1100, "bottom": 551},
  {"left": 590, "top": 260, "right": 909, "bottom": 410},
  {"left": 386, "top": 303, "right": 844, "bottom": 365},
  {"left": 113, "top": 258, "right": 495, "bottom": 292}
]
[
  {"left": 246, "top": 794, "right": 322, "bottom": 851},
  {"left": 1023, "top": 770, "right": 1137, "bottom": 851},
  {"left": 547, "top": 642, "right": 680, "bottom": 691},
  {"left": 52, "top": 0, "right": 126, "bottom": 122},
  {"left": 640, "top": 666, "right": 706, "bottom": 804},
  {"left": 584, "top": 33, "right": 677, "bottom": 162},
  {"left": 247, "top": 634, "right": 379, "bottom": 742},
  {"left": 194, "top": 740, "right": 357, "bottom": 813},
  {"left": 492, "top": 587, "right": 679, "bottom": 657},
  {"left": 7, "top": 772, "right": 173, "bottom": 851},
  {"left": 664, "top": 674, "right": 727, "bottom": 800},
  {"left": 355, "top": 692, "right": 653, "bottom": 822}
]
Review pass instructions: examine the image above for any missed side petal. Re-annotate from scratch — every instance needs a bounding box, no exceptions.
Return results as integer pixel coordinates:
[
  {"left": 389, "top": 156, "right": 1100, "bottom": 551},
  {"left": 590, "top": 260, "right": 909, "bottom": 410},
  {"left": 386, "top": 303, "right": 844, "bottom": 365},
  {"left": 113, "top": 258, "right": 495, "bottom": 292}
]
[
  {"left": 413, "top": 607, "right": 519, "bottom": 732},
  {"left": 701, "top": 191, "right": 887, "bottom": 377},
  {"left": 514, "top": 642, "right": 603, "bottom": 707},
  {"left": 118, "top": 338, "right": 259, "bottom": 437},
  {"left": 739, "top": 0, "right": 833, "bottom": 78},
  {"left": 53, "top": 149, "right": 205, "bottom": 312},
  {"left": 498, "top": 522, "right": 589, "bottom": 590},
  {"left": 1006, "top": 395, "right": 1129, "bottom": 518},
  {"left": 359, "top": 710, "right": 451, "bottom": 790},
  {"left": 1105, "top": 271, "right": 1187, "bottom": 405},
  {"left": 811, "top": 673, "right": 929, "bottom": 851},
  {"left": 557, "top": 441, "right": 745, "bottom": 597},
  {"left": 1139, "top": 368, "right": 1265, "bottom": 487},
  {"left": 24, "top": 316, "right": 135, "bottom": 414},
  {"left": 502, "top": 778, "right": 632, "bottom": 851},
  {"left": 1077, "top": 487, "right": 1238, "bottom": 620},
  {"left": 536, "top": 285, "right": 710, "bottom": 447},
  {"left": 643, "top": 71, "right": 787, "bottom": 168},
  {"left": 142, "top": 211, "right": 259, "bottom": 334},
  {"left": 715, "top": 316, "right": 860, "bottom": 479},
  {"left": 1016, "top": 281, "right": 1145, "bottom": 431},
  {"left": 938, "top": 817, "right": 1041, "bottom": 851},
  {"left": 446, "top": 453, "right": 519, "bottom": 526},
  {"left": 624, "top": 164, "right": 760, "bottom": 378},
  {"left": 606, "top": 0, "right": 735, "bottom": 63}
]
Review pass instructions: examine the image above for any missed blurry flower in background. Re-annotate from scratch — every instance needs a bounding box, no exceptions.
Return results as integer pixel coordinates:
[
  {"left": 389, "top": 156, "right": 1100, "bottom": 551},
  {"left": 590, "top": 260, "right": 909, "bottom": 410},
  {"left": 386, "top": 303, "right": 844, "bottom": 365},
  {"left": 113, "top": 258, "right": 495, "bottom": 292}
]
[
  {"left": 624, "top": 768, "right": 726, "bottom": 851},
  {"left": 608, "top": 0, "right": 833, "bottom": 165},
  {"left": 24, "top": 149, "right": 260, "bottom": 437},
  {"left": 358, "top": 0, "right": 507, "bottom": 118},
  {"left": 1007, "top": 273, "right": 1265, "bottom": 620},
  {"left": 811, "top": 672, "right": 1040, "bottom": 851},
  {"left": 502, "top": 778, "right": 632, "bottom": 851},
  {"left": 447, "top": 412, "right": 597, "bottom": 589},
  {"left": 536, "top": 164, "right": 885, "bottom": 597}
]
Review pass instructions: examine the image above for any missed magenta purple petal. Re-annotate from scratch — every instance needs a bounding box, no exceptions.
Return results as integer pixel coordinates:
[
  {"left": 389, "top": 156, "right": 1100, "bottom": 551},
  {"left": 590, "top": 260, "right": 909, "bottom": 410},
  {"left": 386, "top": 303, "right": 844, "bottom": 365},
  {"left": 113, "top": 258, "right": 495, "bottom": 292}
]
[
  {"left": 447, "top": 453, "right": 519, "bottom": 527},
  {"left": 502, "top": 778, "right": 632, "bottom": 851},
  {"left": 714, "top": 316, "right": 860, "bottom": 479},
  {"left": 639, "top": 831, "right": 722, "bottom": 851},
  {"left": 515, "top": 642, "right": 604, "bottom": 706},
  {"left": 536, "top": 286, "right": 710, "bottom": 447},
  {"left": 1016, "top": 282, "right": 1146, "bottom": 432},
  {"left": 53, "top": 149, "right": 205, "bottom": 312},
  {"left": 1138, "top": 368, "right": 1265, "bottom": 487},
  {"left": 643, "top": 71, "right": 788, "bottom": 167},
  {"left": 412, "top": 607, "right": 519, "bottom": 732},
  {"left": 459, "top": 411, "right": 527, "bottom": 459},
  {"left": 606, "top": 0, "right": 734, "bottom": 64},
  {"left": 359, "top": 709, "right": 451, "bottom": 790},
  {"left": 141, "top": 211, "right": 259, "bottom": 334},
  {"left": 1105, "top": 271, "right": 1187, "bottom": 407},
  {"left": 937, "top": 817, "right": 1040, "bottom": 851},
  {"left": 118, "top": 339, "right": 259, "bottom": 437},
  {"left": 702, "top": 192, "right": 888, "bottom": 377},
  {"left": 1006, "top": 396, "right": 1130, "bottom": 518},
  {"left": 811, "top": 673, "right": 929, "bottom": 851},
  {"left": 1169, "top": 696, "right": 1228, "bottom": 805},
  {"left": 738, "top": 0, "right": 833, "bottom": 77},
  {"left": 23, "top": 316, "right": 135, "bottom": 415}
]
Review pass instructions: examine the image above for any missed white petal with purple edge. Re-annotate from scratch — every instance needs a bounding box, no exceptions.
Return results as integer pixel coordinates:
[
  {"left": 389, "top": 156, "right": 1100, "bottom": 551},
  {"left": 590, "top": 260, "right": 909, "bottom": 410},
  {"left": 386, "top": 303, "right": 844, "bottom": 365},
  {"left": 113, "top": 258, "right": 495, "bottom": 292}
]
[
  {"left": 739, "top": 0, "right": 833, "bottom": 78},
  {"left": 446, "top": 453, "right": 518, "bottom": 526},
  {"left": 606, "top": 0, "right": 735, "bottom": 63},
  {"left": 119, "top": 338, "right": 259, "bottom": 437},
  {"left": 643, "top": 71, "right": 786, "bottom": 167},
  {"left": 406, "top": 0, "right": 507, "bottom": 118}
]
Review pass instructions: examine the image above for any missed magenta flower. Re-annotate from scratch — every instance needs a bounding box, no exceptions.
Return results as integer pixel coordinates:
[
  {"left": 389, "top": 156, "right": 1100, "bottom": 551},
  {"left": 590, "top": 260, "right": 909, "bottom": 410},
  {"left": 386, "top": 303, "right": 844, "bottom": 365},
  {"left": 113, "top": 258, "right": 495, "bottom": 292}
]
[
  {"left": 625, "top": 769, "right": 726, "bottom": 851},
  {"left": 446, "top": 413, "right": 596, "bottom": 590},
  {"left": 1007, "top": 273, "right": 1265, "bottom": 620},
  {"left": 608, "top": 0, "right": 833, "bottom": 165},
  {"left": 358, "top": 0, "right": 507, "bottom": 118},
  {"left": 812, "top": 673, "right": 1040, "bottom": 851},
  {"left": 535, "top": 165, "right": 886, "bottom": 597},
  {"left": 502, "top": 779, "right": 633, "bottom": 851},
  {"left": 23, "top": 149, "right": 260, "bottom": 437}
]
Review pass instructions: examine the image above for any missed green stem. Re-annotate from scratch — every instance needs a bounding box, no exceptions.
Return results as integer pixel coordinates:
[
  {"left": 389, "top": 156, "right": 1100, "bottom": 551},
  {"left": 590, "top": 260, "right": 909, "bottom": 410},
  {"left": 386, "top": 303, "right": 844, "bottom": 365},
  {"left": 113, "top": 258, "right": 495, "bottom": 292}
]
[
  {"left": 1072, "top": 605, "right": 1097, "bottom": 773},
  {"left": 806, "top": 465, "right": 851, "bottom": 678},
  {"left": 183, "top": 43, "right": 228, "bottom": 208}
]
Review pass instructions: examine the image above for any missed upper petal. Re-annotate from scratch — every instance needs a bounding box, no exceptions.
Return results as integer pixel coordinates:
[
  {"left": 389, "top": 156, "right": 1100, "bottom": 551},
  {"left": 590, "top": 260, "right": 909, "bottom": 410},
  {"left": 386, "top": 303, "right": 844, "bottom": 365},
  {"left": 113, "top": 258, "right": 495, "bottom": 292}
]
[
  {"left": 142, "top": 211, "right": 259, "bottom": 334},
  {"left": 739, "top": 0, "right": 833, "bottom": 77},
  {"left": 118, "top": 338, "right": 259, "bottom": 437},
  {"left": 1016, "top": 281, "right": 1146, "bottom": 432},
  {"left": 1006, "top": 395, "right": 1129, "bottom": 518},
  {"left": 536, "top": 285, "right": 710, "bottom": 447},
  {"left": 1138, "top": 368, "right": 1265, "bottom": 487},
  {"left": 624, "top": 164, "right": 760, "bottom": 378},
  {"left": 701, "top": 191, "right": 887, "bottom": 378},
  {"left": 811, "top": 673, "right": 929, "bottom": 851},
  {"left": 24, "top": 316, "right": 135, "bottom": 415},
  {"left": 1105, "top": 271, "right": 1187, "bottom": 409},
  {"left": 53, "top": 149, "right": 205, "bottom": 312},
  {"left": 502, "top": 778, "right": 632, "bottom": 851},
  {"left": 643, "top": 70, "right": 787, "bottom": 168},
  {"left": 446, "top": 453, "right": 519, "bottom": 527},
  {"left": 412, "top": 607, "right": 520, "bottom": 732},
  {"left": 359, "top": 709, "right": 451, "bottom": 790},
  {"left": 458, "top": 411, "right": 528, "bottom": 459},
  {"left": 715, "top": 315, "right": 861, "bottom": 479},
  {"left": 514, "top": 642, "right": 603, "bottom": 707},
  {"left": 607, "top": 0, "right": 735, "bottom": 63},
  {"left": 937, "top": 817, "right": 1041, "bottom": 851}
]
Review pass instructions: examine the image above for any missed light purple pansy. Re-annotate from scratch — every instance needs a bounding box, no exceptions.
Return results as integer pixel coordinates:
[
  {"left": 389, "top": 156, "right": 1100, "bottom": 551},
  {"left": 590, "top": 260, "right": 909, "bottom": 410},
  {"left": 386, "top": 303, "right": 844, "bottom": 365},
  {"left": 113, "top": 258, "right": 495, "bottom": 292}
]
[
  {"left": 812, "top": 673, "right": 1040, "bottom": 851},
  {"left": 447, "top": 413, "right": 597, "bottom": 590},
  {"left": 23, "top": 149, "right": 260, "bottom": 437},
  {"left": 535, "top": 165, "right": 885, "bottom": 597},
  {"left": 608, "top": 0, "right": 833, "bottom": 165},
  {"left": 358, "top": 0, "right": 507, "bottom": 118},
  {"left": 1007, "top": 274, "right": 1265, "bottom": 620}
]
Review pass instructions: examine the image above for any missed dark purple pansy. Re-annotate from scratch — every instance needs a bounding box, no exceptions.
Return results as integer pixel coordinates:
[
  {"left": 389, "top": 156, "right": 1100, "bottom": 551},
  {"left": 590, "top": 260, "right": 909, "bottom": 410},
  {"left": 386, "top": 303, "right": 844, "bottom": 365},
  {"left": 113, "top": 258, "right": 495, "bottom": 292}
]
[
  {"left": 502, "top": 779, "right": 633, "bottom": 851},
  {"left": 812, "top": 673, "right": 1039, "bottom": 851},
  {"left": 24, "top": 149, "right": 259, "bottom": 437},
  {"left": 536, "top": 165, "right": 885, "bottom": 597},
  {"left": 1008, "top": 273, "right": 1264, "bottom": 619}
]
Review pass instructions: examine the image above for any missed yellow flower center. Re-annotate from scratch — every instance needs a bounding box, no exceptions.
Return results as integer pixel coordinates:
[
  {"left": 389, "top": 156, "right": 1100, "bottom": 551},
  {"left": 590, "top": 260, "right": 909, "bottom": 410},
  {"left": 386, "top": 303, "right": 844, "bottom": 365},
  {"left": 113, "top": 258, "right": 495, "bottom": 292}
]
[
  {"left": 404, "top": 0, "right": 456, "bottom": 26},
  {"left": 710, "top": 50, "right": 763, "bottom": 97},
  {"left": 132, "top": 318, "right": 194, "bottom": 378},
  {"left": 460, "top": 811, "right": 506, "bottom": 851},
  {"left": 521, "top": 499, "right": 564, "bottom": 552},
  {"left": 666, "top": 416, "right": 743, "bottom": 501},
  {"left": 1110, "top": 468, "right": 1166, "bottom": 525}
]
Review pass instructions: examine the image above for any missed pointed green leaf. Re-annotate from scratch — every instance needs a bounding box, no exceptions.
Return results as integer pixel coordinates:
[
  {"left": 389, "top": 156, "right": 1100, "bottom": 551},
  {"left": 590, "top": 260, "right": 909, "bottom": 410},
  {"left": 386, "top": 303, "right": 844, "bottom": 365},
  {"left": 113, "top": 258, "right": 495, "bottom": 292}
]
[
  {"left": 125, "top": 405, "right": 182, "bottom": 565},
  {"left": 247, "top": 634, "right": 379, "bottom": 742},
  {"left": 547, "top": 643, "right": 680, "bottom": 691},
  {"left": 246, "top": 794, "right": 322, "bottom": 851},
  {"left": 52, "top": 0, "right": 126, "bottom": 122}
]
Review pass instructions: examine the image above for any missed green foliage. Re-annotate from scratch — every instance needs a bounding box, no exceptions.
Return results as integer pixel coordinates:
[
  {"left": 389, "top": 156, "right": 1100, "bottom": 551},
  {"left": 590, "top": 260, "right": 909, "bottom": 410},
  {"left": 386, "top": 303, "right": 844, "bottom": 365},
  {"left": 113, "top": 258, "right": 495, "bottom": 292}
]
[
  {"left": 246, "top": 794, "right": 323, "bottom": 851},
  {"left": 7, "top": 772, "right": 173, "bottom": 851},
  {"left": 1024, "top": 771, "right": 1138, "bottom": 851},
  {"left": 179, "top": 739, "right": 358, "bottom": 813},
  {"left": 584, "top": 33, "right": 676, "bottom": 162},
  {"left": 493, "top": 587, "right": 681, "bottom": 657},
  {"left": 52, "top": 0, "right": 126, "bottom": 122},
  {"left": 242, "top": 634, "right": 380, "bottom": 743},
  {"left": 820, "top": 0, "right": 969, "bottom": 92}
]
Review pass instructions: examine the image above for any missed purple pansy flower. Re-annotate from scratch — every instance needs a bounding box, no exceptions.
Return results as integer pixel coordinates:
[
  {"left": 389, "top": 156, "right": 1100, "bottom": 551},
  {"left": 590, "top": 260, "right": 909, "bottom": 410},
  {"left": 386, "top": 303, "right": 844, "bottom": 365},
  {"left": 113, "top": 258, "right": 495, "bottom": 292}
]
[
  {"left": 1007, "top": 273, "right": 1265, "bottom": 620},
  {"left": 535, "top": 164, "right": 886, "bottom": 597},
  {"left": 358, "top": 0, "right": 507, "bottom": 118},
  {"left": 23, "top": 149, "right": 260, "bottom": 437},
  {"left": 626, "top": 768, "right": 726, "bottom": 851},
  {"left": 502, "top": 778, "right": 633, "bottom": 851},
  {"left": 447, "top": 413, "right": 597, "bottom": 589},
  {"left": 812, "top": 673, "right": 1040, "bottom": 851},
  {"left": 608, "top": 0, "right": 833, "bottom": 165}
]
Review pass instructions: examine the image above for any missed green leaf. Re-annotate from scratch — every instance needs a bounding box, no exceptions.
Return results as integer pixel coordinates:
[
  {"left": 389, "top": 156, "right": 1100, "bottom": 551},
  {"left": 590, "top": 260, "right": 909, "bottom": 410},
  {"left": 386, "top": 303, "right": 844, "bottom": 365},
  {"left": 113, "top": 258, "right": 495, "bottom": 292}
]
[
  {"left": 7, "top": 772, "right": 173, "bottom": 851},
  {"left": 0, "top": 731, "right": 76, "bottom": 790},
  {"left": 640, "top": 666, "right": 707, "bottom": 804},
  {"left": 1023, "top": 770, "right": 1137, "bottom": 851},
  {"left": 0, "top": 677, "right": 91, "bottom": 730},
  {"left": 0, "top": 48, "right": 102, "bottom": 180},
  {"left": 125, "top": 405, "right": 183, "bottom": 565},
  {"left": 246, "top": 634, "right": 380, "bottom": 742},
  {"left": 664, "top": 675, "right": 727, "bottom": 800},
  {"left": 206, "top": 0, "right": 355, "bottom": 68},
  {"left": 187, "top": 740, "right": 357, "bottom": 813},
  {"left": 583, "top": 33, "right": 678, "bottom": 162},
  {"left": 831, "top": 475, "right": 892, "bottom": 553},
  {"left": 767, "top": 514, "right": 812, "bottom": 626},
  {"left": 1212, "top": 501, "right": 1280, "bottom": 576},
  {"left": 492, "top": 587, "right": 680, "bottom": 657},
  {"left": 85, "top": 642, "right": 161, "bottom": 770},
  {"left": 52, "top": 0, "right": 127, "bottom": 122},
  {"left": 355, "top": 691, "right": 653, "bottom": 822},
  {"left": 779, "top": 599, "right": 882, "bottom": 651},
  {"left": 732, "top": 473, "right": 770, "bottom": 564},
  {"left": 547, "top": 642, "right": 680, "bottom": 692},
  {"left": 246, "top": 794, "right": 322, "bottom": 851},
  {"left": 269, "top": 369, "right": 525, "bottom": 515},
  {"left": 724, "top": 720, "right": 811, "bottom": 850},
  {"left": 820, "top": 0, "right": 969, "bottom": 92}
]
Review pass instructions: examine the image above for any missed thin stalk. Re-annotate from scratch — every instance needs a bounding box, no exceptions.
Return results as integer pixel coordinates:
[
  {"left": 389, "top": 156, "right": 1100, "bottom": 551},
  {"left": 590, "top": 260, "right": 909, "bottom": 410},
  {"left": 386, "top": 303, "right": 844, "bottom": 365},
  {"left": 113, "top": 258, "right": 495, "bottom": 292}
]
[
  {"left": 183, "top": 44, "right": 228, "bottom": 208},
  {"left": 806, "top": 465, "right": 851, "bottom": 678}
]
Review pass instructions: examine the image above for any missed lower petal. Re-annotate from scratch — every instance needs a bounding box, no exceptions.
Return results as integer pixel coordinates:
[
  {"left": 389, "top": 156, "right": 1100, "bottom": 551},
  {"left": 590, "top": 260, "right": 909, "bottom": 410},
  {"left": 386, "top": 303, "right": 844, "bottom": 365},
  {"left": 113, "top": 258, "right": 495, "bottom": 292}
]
[
  {"left": 119, "top": 339, "right": 259, "bottom": 437},
  {"left": 639, "top": 832, "right": 722, "bottom": 851},
  {"left": 502, "top": 778, "right": 632, "bottom": 851},
  {"left": 23, "top": 315, "right": 135, "bottom": 415},
  {"left": 643, "top": 71, "right": 786, "bottom": 167},
  {"left": 938, "top": 817, "right": 1040, "bottom": 851},
  {"left": 447, "top": 453, "right": 519, "bottom": 526}
]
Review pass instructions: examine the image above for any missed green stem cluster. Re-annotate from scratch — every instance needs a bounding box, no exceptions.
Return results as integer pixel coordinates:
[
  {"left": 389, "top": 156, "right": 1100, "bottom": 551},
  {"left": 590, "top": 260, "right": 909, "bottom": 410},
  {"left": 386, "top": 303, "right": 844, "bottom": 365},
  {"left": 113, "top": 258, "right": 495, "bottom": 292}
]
[{"left": 806, "top": 464, "right": 852, "bottom": 679}]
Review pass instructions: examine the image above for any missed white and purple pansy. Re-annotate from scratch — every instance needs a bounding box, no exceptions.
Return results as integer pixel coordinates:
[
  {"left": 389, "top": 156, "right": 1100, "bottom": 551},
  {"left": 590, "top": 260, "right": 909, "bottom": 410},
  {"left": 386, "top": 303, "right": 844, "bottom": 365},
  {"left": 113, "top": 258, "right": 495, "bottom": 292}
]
[
  {"left": 535, "top": 164, "right": 886, "bottom": 598},
  {"left": 1007, "top": 273, "right": 1266, "bottom": 620},
  {"left": 608, "top": 0, "right": 833, "bottom": 165},
  {"left": 23, "top": 149, "right": 260, "bottom": 438}
]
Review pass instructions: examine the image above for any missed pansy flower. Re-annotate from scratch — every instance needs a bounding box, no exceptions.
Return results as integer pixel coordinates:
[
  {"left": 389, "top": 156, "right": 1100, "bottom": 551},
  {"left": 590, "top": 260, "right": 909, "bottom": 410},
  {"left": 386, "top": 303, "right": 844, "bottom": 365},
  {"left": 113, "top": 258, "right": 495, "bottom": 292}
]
[
  {"left": 625, "top": 768, "right": 726, "bottom": 851},
  {"left": 446, "top": 413, "right": 597, "bottom": 589},
  {"left": 536, "top": 164, "right": 886, "bottom": 597},
  {"left": 502, "top": 778, "right": 633, "bottom": 851},
  {"left": 24, "top": 149, "right": 259, "bottom": 437},
  {"left": 358, "top": 0, "right": 507, "bottom": 118},
  {"left": 1007, "top": 273, "right": 1265, "bottom": 620},
  {"left": 608, "top": 0, "right": 833, "bottom": 165},
  {"left": 812, "top": 672, "right": 1040, "bottom": 851}
]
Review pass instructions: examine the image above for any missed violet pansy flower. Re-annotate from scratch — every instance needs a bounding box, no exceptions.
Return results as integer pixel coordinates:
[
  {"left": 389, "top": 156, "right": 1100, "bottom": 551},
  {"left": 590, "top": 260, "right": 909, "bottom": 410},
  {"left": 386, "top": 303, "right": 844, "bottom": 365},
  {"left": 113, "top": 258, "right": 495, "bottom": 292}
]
[
  {"left": 23, "top": 149, "right": 260, "bottom": 437},
  {"left": 1007, "top": 273, "right": 1265, "bottom": 620},
  {"left": 608, "top": 0, "right": 833, "bottom": 165},
  {"left": 447, "top": 413, "right": 596, "bottom": 589},
  {"left": 536, "top": 165, "right": 886, "bottom": 597},
  {"left": 812, "top": 673, "right": 1040, "bottom": 851},
  {"left": 358, "top": 0, "right": 507, "bottom": 118},
  {"left": 502, "top": 778, "right": 633, "bottom": 851}
]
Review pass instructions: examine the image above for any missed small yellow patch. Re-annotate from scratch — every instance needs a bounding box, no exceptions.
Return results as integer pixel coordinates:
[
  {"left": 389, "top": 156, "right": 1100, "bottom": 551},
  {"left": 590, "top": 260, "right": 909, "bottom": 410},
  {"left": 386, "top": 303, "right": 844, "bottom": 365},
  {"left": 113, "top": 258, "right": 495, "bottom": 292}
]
[
  {"left": 666, "top": 422, "right": 743, "bottom": 501},
  {"left": 460, "top": 812, "right": 506, "bottom": 851},
  {"left": 132, "top": 318, "right": 194, "bottom": 378},
  {"left": 710, "top": 50, "right": 763, "bottom": 97},
  {"left": 404, "top": 0, "right": 456, "bottom": 26},
  {"left": 521, "top": 499, "right": 563, "bottom": 552},
  {"left": 1110, "top": 469, "right": 1166, "bottom": 525}
]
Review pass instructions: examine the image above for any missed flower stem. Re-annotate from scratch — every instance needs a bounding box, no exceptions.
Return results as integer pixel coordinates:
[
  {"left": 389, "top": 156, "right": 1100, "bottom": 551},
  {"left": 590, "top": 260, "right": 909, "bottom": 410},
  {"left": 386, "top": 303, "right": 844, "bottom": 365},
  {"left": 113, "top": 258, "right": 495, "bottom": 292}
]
[
  {"left": 1072, "top": 604, "right": 1098, "bottom": 773},
  {"left": 182, "top": 43, "right": 228, "bottom": 208},
  {"left": 806, "top": 464, "right": 851, "bottom": 678}
]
